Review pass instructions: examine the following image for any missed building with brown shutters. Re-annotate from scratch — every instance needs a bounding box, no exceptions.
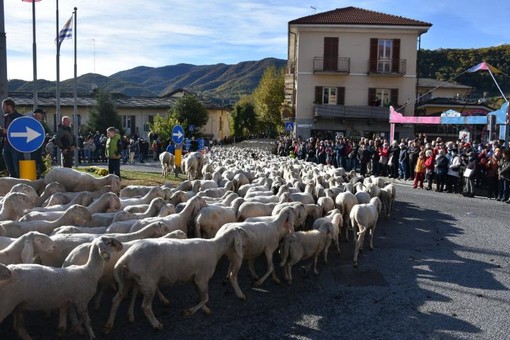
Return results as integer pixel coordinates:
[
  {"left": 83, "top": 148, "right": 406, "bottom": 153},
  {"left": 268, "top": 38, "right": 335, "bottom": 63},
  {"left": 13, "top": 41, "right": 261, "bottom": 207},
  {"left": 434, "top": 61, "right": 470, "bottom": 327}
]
[{"left": 285, "top": 6, "right": 432, "bottom": 140}]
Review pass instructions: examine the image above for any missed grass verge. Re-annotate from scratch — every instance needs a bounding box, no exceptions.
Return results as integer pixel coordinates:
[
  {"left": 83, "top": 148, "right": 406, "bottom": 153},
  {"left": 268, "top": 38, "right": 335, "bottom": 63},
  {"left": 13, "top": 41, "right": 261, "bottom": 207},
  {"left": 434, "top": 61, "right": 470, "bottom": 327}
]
[{"left": 78, "top": 166, "right": 185, "bottom": 188}]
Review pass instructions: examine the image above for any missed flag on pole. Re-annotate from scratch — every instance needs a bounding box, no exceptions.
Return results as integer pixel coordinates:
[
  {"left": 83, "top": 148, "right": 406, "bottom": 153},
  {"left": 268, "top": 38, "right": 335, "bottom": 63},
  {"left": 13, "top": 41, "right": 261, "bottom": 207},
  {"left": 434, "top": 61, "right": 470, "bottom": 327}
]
[
  {"left": 57, "top": 15, "right": 73, "bottom": 48},
  {"left": 466, "top": 61, "right": 501, "bottom": 74}
]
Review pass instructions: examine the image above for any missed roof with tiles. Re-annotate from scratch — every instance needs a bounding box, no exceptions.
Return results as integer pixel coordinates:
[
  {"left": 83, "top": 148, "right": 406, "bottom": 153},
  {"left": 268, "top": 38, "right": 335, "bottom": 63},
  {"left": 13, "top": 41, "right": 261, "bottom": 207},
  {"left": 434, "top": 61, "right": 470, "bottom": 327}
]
[
  {"left": 289, "top": 6, "right": 432, "bottom": 27},
  {"left": 9, "top": 91, "right": 178, "bottom": 109}
]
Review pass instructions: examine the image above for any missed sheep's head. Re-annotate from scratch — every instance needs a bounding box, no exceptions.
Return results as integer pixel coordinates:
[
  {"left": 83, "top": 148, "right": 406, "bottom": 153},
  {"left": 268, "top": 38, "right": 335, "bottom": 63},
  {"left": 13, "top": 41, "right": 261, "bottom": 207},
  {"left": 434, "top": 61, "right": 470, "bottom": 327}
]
[
  {"left": 68, "top": 205, "right": 92, "bottom": 225},
  {"left": 97, "top": 237, "right": 123, "bottom": 261},
  {"left": 31, "top": 232, "right": 56, "bottom": 254}
]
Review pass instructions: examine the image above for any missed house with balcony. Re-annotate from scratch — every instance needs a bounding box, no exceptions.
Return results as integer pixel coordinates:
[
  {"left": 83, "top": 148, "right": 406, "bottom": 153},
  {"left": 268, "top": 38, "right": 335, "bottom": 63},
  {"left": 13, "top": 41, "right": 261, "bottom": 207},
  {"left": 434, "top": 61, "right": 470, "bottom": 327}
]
[{"left": 285, "top": 6, "right": 432, "bottom": 140}]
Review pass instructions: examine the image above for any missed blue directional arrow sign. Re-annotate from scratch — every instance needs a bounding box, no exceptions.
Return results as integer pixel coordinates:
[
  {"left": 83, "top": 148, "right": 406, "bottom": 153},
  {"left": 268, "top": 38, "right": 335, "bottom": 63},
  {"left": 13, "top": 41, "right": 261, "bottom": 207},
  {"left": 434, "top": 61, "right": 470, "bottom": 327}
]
[
  {"left": 172, "top": 125, "right": 185, "bottom": 144},
  {"left": 7, "top": 116, "right": 45, "bottom": 153}
]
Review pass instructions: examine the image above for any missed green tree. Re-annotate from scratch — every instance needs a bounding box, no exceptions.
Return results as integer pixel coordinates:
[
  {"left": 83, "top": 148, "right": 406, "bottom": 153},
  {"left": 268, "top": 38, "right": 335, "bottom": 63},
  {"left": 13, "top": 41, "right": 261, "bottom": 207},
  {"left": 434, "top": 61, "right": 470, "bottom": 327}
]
[
  {"left": 231, "top": 95, "right": 257, "bottom": 137},
  {"left": 170, "top": 93, "right": 208, "bottom": 134},
  {"left": 147, "top": 114, "right": 180, "bottom": 142},
  {"left": 86, "top": 89, "right": 123, "bottom": 135},
  {"left": 252, "top": 65, "right": 285, "bottom": 135}
]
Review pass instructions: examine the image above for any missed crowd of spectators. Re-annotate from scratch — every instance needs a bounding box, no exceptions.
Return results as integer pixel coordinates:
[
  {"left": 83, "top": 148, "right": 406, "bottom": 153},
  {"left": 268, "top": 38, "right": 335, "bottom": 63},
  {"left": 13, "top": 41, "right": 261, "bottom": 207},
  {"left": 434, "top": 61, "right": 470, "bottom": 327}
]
[{"left": 276, "top": 133, "right": 510, "bottom": 202}]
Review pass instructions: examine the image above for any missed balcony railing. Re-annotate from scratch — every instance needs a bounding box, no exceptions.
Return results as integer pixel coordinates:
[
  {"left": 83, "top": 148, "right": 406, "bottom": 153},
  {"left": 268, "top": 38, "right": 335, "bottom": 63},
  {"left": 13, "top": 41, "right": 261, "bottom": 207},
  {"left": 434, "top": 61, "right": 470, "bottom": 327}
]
[
  {"left": 367, "top": 59, "right": 406, "bottom": 75},
  {"left": 313, "top": 57, "right": 350, "bottom": 73},
  {"left": 314, "top": 104, "right": 392, "bottom": 121}
]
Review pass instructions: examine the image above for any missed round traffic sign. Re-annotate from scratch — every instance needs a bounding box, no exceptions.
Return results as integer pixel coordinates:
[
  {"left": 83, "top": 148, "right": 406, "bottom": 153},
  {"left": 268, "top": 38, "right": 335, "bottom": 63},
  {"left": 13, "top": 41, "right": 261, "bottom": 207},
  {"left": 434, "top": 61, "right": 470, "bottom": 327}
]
[
  {"left": 172, "top": 125, "right": 185, "bottom": 144},
  {"left": 7, "top": 116, "right": 46, "bottom": 153}
]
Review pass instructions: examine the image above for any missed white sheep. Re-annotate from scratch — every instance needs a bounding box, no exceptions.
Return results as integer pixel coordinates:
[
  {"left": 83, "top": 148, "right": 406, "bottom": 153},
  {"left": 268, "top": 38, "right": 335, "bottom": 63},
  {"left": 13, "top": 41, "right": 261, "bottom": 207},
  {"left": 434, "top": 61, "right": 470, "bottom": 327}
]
[
  {"left": 217, "top": 206, "right": 295, "bottom": 300},
  {"left": 279, "top": 221, "right": 334, "bottom": 284},
  {"left": 1, "top": 204, "right": 92, "bottom": 238},
  {"left": 335, "top": 191, "right": 358, "bottom": 241},
  {"left": 44, "top": 167, "right": 121, "bottom": 195},
  {"left": 63, "top": 230, "right": 187, "bottom": 325},
  {"left": 0, "top": 192, "right": 35, "bottom": 221},
  {"left": 0, "top": 177, "right": 45, "bottom": 196},
  {"left": 195, "top": 197, "right": 244, "bottom": 238},
  {"left": 0, "top": 231, "right": 55, "bottom": 264},
  {"left": 159, "top": 151, "right": 175, "bottom": 177},
  {"left": 0, "top": 236, "right": 122, "bottom": 339},
  {"left": 350, "top": 197, "right": 382, "bottom": 267},
  {"left": 104, "top": 226, "right": 243, "bottom": 331},
  {"left": 379, "top": 183, "right": 396, "bottom": 219},
  {"left": 355, "top": 191, "right": 371, "bottom": 204},
  {"left": 38, "top": 221, "right": 171, "bottom": 267},
  {"left": 312, "top": 209, "right": 343, "bottom": 263},
  {"left": 182, "top": 151, "right": 204, "bottom": 180}
]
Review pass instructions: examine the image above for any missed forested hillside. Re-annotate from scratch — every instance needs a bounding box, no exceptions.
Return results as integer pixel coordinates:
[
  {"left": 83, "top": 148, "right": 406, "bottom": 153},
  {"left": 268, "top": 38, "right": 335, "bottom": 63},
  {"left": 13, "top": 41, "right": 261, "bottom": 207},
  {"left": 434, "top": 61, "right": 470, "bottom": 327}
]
[{"left": 418, "top": 44, "right": 510, "bottom": 97}]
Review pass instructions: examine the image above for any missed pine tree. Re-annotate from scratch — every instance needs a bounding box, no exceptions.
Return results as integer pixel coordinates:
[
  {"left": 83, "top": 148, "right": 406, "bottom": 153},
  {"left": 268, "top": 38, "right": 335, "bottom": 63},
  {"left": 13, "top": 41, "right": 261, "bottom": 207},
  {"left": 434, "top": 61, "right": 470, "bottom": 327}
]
[{"left": 86, "top": 89, "right": 123, "bottom": 135}]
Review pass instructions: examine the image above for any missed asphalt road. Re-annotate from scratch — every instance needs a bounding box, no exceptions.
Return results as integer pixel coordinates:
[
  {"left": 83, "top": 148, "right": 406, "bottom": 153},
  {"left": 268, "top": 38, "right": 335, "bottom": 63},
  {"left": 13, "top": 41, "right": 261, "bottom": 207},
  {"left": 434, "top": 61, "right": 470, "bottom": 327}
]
[{"left": 2, "top": 176, "right": 509, "bottom": 339}]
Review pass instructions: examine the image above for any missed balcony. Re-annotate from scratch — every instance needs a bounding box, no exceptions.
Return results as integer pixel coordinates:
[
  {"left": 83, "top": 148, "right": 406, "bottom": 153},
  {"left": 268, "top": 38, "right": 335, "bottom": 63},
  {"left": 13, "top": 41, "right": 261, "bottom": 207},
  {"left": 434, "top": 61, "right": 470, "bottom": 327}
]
[
  {"left": 314, "top": 104, "right": 391, "bottom": 121},
  {"left": 367, "top": 59, "right": 406, "bottom": 76},
  {"left": 313, "top": 57, "right": 350, "bottom": 73}
]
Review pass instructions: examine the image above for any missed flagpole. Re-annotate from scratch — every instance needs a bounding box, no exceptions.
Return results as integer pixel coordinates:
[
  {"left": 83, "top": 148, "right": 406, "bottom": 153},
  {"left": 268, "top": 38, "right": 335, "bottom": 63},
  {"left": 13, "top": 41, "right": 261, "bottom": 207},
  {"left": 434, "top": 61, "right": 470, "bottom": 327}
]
[
  {"left": 0, "top": 0, "right": 8, "bottom": 106},
  {"left": 55, "top": 0, "right": 61, "bottom": 165},
  {"left": 487, "top": 67, "right": 508, "bottom": 104},
  {"left": 31, "top": 0, "right": 38, "bottom": 110},
  {"left": 73, "top": 7, "right": 78, "bottom": 167}
]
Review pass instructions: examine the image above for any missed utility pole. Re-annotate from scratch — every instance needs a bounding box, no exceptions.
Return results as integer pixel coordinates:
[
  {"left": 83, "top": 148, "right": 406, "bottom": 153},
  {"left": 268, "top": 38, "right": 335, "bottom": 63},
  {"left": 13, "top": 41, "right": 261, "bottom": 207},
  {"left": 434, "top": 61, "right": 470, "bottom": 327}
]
[{"left": 0, "top": 0, "right": 8, "bottom": 105}]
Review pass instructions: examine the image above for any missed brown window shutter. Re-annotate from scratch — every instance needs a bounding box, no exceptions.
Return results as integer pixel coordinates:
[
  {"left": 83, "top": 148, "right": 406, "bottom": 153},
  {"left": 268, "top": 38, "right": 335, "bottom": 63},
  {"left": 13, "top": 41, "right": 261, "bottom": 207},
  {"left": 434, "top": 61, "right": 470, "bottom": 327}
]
[
  {"left": 368, "top": 88, "right": 376, "bottom": 106},
  {"left": 392, "top": 39, "right": 401, "bottom": 73},
  {"left": 390, "top": 88, "right": 399, "bottom": 106},
  {"left": 315, "top": 86, "right": 323, "bottom": 104},
  {"left": 337, "top": 87, "right": 345, "bottom": 105},
  {"left": 324, "top": 37, "right": 339, "bottom": 71},
  {"left": 369, "top": 38, "right": 378, "bottom": 73}
]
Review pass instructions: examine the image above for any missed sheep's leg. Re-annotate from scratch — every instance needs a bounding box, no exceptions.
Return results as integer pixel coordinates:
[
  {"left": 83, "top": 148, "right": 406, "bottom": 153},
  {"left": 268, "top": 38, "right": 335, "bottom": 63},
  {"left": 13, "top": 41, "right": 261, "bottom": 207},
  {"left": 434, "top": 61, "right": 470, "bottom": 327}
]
[
  {"left": 335, "top": 237, "right": 341, "bottom": 255},
  {"left": 93, "top": 286, "right": 105, "bottom": 310},
  {"left": 228, "top": 257, "right": 246, "bottom": 300},
  {"left": 247, "top": 259, "right": 259, "bottom": 280},
  {"left": 58, "top": 305, "right": 68, "bottom": 336},
  {"left": 254, "top": 248, "right": 278, "bottom": 286},
  {"left": 353, "top": 229, "right": 366, "bottom": 267},
  {"left": 183, "top": 278, "right": 211, "bottom": 316},
  {"left": 77, "top": 308, "right": 95, "bottom": 340},
  {"left": 323, "top": 238, "right": 331, "bottom": 264},
  {"left": 128, "top": 285, "right": 138, "bottom": 323},
  {"left": 195, "top": 223, "right": 202, "bottom": 238},
  {"left": 140, "top": 284, "right": 163, "bottom": 330},
  {"left": 13, "top": 310, "right": 32, "bottom": 340},
  {"left": 157, "top": 286, "right": 171, "bottom": 306},
  {"left": 313, "top": 253, "right": 320, "bottom": 275},
  {"left": 369, "top": 225, "right": 377, "bottom": 250},
  {"left": 104, "top": 282, "right": 132, "bottom": 334}
]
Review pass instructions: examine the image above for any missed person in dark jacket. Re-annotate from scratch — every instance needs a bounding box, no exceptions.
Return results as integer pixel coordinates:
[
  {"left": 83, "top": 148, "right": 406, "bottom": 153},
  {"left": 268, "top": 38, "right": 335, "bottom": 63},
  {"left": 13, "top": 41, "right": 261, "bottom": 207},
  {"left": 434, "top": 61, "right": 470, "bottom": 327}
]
[
  {"left": 388, "top": 140, "right": 401, "bottom": 178},
  {"left": 463, "top": 152, "right": 478, "bottom": 197},
  {"left": 55, "top": 116, "right": 76, "bottom": 168},
  {"left": 435, "top": 149, "right": 449, "bottom": 192},
  {"left": 398, "top": 142, "right": 408, "bottom": 180},
  {"left": 1, "top": 98, "right": 24, "bottom": 177}
]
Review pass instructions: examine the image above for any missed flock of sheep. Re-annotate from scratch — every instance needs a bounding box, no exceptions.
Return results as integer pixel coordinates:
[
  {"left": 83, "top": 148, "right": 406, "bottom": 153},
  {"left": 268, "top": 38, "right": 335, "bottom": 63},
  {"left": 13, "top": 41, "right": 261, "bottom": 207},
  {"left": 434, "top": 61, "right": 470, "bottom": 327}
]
[{"left": 0, "top": 144, "right": 395, "bottom": 339}]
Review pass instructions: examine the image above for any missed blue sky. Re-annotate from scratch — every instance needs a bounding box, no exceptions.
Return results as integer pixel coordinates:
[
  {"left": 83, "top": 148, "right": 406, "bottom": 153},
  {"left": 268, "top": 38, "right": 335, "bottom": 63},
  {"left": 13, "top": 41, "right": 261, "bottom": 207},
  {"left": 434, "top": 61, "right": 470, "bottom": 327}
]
[{"left": 5, "top": 0, "right": 509, "bottom": 81}]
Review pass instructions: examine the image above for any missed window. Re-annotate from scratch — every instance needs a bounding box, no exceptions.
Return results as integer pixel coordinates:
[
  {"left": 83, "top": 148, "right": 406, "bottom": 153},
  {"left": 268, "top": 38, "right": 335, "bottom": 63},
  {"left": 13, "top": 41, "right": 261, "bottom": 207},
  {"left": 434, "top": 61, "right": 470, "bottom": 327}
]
[
  {"left": 377, "top": 40, "right": 392, "bottom": 73},
  {"left": 315, "top": 86, "right": 345, "bottom": 105},
  {"left": 122, "top": 115, "right": 131, "bottom": 129},
  {"left": 323, "top": 87, "right": 337, "bottom": 105},
  {"left": 369, "top": 38, "right": 401, "bottom": 73},
  {"left": 368, "top": 88, "right": 399, "bottom": 107}
]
